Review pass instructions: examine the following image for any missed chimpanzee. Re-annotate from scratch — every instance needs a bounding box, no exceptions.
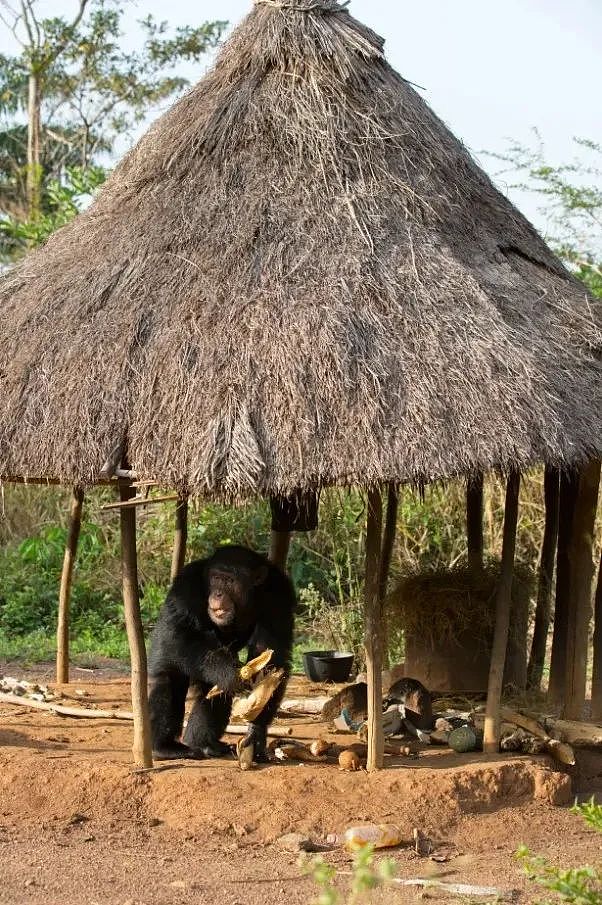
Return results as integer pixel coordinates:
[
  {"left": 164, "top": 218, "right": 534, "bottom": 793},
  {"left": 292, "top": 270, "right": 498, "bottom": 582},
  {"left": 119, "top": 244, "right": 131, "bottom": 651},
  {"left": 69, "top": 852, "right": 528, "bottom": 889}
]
[{"left": 148, "top": 545, "right": 295, "bottom": 762}]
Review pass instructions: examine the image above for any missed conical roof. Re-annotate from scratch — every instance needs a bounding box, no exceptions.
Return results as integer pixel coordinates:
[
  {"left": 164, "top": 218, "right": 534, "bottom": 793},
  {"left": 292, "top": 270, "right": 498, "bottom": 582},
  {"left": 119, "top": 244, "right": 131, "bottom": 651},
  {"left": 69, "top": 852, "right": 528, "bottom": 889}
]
[{"left": 0, "top": 0, "right": 600, "bottom": 498}]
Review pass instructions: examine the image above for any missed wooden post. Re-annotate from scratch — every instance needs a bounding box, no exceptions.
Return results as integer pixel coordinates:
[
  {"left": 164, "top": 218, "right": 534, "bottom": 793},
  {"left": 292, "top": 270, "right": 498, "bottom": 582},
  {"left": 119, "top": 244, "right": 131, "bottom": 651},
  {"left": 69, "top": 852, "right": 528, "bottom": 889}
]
[
  {"left": 591, "top": 552, "right": 602, "bottom": 722},
  {"left": 378, "top": 483, "right": 398, "bottom": 669},
  {"left": 466, "top": 473, "right": 484, "bottom": 572},
  {"left": 527, "top": 467, "right": 560, "bottom": 691},
  {"left": 483, "top": 471, "right": 520, "bottom": 754},
  {"left": 269, "top": 531, "right": 291, "bottom": 572},
  {"left": 119, "top": 480, "right": 153, "bottom": 767},
  {"left": 56, "top": 487, "right": 85, "bottom": 685},
  {"left": 170, "top": 497, "right": 188, "bottom": 582},
  {"left": 548, "top": 471, "right": 579, "bottom": 705},
  {"left": 562, "top": 460, "right": 600, "bottom": 720},
  {"left": 364, "top": 487, "right": 384, "bottom": 771}
]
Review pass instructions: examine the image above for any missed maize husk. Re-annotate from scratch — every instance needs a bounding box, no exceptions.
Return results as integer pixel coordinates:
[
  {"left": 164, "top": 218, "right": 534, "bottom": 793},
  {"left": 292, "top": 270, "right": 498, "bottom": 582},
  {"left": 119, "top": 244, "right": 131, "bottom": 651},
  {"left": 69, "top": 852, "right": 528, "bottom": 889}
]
[
  {"left": 206, "top": 649, "right": 274, "bottom": 700},
  {"left": 231, "top": 668, "right": 285, "bottom": 721}
]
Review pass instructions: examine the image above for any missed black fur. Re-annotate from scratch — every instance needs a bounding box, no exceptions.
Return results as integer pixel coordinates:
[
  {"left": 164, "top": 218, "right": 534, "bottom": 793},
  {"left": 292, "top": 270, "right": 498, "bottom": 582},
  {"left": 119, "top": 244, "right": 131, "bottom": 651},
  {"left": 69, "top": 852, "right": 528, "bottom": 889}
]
[{"left": 148, "top": 545, "right": 296, "bottom": 761}]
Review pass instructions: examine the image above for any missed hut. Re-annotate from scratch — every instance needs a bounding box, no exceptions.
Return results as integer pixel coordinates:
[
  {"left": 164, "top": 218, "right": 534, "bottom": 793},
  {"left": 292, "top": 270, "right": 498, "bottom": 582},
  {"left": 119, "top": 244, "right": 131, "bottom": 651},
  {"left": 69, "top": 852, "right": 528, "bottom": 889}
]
[{"left": 0, "top": 0, "right": 601, "bottom": 769}]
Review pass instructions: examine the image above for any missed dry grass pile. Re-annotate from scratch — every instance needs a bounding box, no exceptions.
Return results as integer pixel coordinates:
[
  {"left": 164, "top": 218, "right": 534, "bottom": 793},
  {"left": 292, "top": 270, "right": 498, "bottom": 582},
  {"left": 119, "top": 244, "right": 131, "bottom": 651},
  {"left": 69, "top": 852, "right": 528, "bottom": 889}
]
[{"left": 387, "top": 562, "right": 535, "bottom": 653}]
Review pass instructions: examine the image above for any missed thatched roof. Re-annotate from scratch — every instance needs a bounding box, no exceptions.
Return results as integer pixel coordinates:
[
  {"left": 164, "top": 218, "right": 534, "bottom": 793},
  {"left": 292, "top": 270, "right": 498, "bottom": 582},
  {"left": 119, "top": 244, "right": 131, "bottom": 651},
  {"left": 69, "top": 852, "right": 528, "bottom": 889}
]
[{"left": 0, "top": 0, "right": 600, "bottom": 499}]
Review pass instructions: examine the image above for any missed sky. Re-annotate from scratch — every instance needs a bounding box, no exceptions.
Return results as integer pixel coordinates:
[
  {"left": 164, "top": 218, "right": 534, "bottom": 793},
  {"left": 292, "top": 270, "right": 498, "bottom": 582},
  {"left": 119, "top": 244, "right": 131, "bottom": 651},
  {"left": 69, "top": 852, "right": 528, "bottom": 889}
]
[{"left": 2, "top": 0, "right": 602, "bottom": 237}]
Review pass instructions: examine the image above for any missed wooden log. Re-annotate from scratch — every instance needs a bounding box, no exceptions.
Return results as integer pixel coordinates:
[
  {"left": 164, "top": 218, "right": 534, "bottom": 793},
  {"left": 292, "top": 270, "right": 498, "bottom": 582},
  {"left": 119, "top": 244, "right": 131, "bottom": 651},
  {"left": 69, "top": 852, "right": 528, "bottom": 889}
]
[
  {"left": 466, "top": 473, "right": 484, "bottom": 572},
  {"left": 563, "top": 460, "right": 601, "bottom": 720},
  {"left": 548, "top": 471, "right": 578, "bottom": 705},
  {"left": 170, "top": 497, "right": 188, "bottom": 581},
  {"left": 279, "top": 697, "right": 330, "bottom": 714},
  {"left": 0, "top": 693, "right": 294, "bottom": 737},
  {"left": 378, "top": 483, "right": 398, "bottom": 670},
  {"left": 269, "top": 531, "right": 291, "bottom": 571},
  {"left": 101, "top": 494, "right": 178, "bottom": 510},
  {"left": 499, "top": 706, "right": 575, "bottom": 765},
  {"left": 538, "top": 714, "right": 602, "bottom": 747},
  {"left": 527, "top": 467, "right": 560, "bottom": 691},
  {"left": 591, "top": 552, "right": 602, "bottom": 722},
  {"left": 56, "top": 487, "right": 84, "bottom": 685},
  {"left": 119, "top": 481, "right": 153, "bottom": 768},
  {"left": 0, "top": 692, "right": 133, "bottom": 719},
  {"left": 483, "top": 472, "right": 520, "bottom": 753},
  {"left": 225, "top": 724, "right": 293, "bottom": 737},
  {"left": 364, "top": 487, "right": 384, "bottom": 771}
]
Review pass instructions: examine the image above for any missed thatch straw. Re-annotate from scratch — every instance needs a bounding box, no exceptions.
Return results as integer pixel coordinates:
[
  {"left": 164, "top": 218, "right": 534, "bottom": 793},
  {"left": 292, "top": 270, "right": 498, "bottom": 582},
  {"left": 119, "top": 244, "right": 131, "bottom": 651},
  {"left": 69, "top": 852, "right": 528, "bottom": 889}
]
[{"left": 0, "top": 0, "right": 600, "bottom": 499}]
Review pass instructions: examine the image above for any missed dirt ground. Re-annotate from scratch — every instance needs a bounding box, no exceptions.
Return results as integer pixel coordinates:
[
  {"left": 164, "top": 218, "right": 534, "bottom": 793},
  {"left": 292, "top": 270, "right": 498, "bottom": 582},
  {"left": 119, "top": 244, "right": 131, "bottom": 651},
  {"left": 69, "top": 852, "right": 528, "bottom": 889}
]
[{"left": 1, "top": 662, "right": 601, "bottom": 905}]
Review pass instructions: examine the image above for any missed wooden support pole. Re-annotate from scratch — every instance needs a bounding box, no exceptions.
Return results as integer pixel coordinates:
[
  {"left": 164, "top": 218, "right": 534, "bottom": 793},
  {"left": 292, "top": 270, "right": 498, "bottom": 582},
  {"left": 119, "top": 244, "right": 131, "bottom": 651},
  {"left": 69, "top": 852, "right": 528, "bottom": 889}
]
[
  {"left": 548, "top": 471, "right": 579, "bottom": 705},
  {"left": 56, "top": 487, "right": 84, "bottom": 685},
  {"left": 170, "top": 497, "right": 188, "bottom": 582},
  {"left": 119, "top": 480, "right": 153, "bottom": 768},
  {"left": 591, "top": 552, "right": 602, "bottom": 722},
  {"left": 562, "top": 460, "right": 600, "bottom": 720},
  {"left": 483, "top": 471, "right": 520, "bottom": 754},
  {"left": 527, "top": 467, "right": 560, "bottom": 691},
  {"left": 466, "top": 473, "right": 484, "bottom": 572},
  {"left": 269, "top": 531, "right": 291, "bottom": 572},
  {"left": 364, "top": 487, "right": 384, "bottom": 771},
  {"left": 378, "top": 483, "right": 398, "bottom": 669}
]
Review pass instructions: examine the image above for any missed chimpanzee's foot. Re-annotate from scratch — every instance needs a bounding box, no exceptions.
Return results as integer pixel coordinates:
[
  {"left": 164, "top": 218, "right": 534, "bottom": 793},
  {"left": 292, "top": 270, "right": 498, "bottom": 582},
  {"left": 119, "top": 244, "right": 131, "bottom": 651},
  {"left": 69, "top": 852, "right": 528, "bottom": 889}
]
[
  {"left": 152, "top": 741, "right": 200, "bottom": 761},
  {"left": 199, "top": 739, "right": 235, "bottom": 759},
  {"left": 240, "top": 724, "right": 268, "bottom": 762}
]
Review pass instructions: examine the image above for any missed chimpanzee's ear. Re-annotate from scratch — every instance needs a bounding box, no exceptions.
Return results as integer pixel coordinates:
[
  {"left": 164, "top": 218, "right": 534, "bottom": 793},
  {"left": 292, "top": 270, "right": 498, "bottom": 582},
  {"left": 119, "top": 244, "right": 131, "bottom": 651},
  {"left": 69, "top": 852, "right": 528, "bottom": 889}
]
[{"left": 253, "top": 565, "right": 269, "bottom": 587}]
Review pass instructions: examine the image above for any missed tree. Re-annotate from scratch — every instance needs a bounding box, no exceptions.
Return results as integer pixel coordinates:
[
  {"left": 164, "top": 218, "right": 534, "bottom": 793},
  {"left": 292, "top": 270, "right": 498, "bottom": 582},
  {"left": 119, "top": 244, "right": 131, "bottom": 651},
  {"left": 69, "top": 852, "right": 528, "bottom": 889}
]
[
  {"left": 0, "top": 0, "right": 225, "bottom": 236},
  {"left": 489, "top": 131, "right": 602, "bottom": 297},
  {"left": 0, "top": 163, "right": 106, "bottom": 256}
]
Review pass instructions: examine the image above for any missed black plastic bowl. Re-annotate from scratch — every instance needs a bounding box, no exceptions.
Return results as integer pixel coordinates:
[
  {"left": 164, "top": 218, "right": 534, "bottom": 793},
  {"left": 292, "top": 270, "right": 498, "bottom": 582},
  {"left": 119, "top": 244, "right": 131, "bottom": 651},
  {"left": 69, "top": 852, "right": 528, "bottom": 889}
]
[{"left": 303, "top": 650, "right": 354, "bottom": 683}]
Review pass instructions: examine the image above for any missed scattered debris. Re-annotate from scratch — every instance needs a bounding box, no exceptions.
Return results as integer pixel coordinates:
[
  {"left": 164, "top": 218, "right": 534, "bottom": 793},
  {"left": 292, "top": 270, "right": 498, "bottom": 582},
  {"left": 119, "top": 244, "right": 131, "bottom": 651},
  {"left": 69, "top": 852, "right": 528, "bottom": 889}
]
[
  {"left": 0, "top": 676, "right": 56, "bottom": 702},
  {"left": 338, "top": 749, "right": 362, "bottom": 772},
  {"left": 413, "top": 827, "right": 433, "bottom": 855},
  {"left": 277, "top": 832, "right": 316, "bottom": 852},
  {"left": 329, "top": 823, "right": 404, "bottom": 851},
  {"left": 273, "top": 742, "right": 328, "bottom": 763}
]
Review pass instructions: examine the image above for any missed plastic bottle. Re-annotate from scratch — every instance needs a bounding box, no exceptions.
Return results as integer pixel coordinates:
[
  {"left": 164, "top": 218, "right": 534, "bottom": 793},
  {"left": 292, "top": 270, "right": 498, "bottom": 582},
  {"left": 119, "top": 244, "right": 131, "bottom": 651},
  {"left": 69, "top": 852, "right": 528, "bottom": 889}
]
[{"left": 327, "top": 824, "right": 403, "bottom": 851}]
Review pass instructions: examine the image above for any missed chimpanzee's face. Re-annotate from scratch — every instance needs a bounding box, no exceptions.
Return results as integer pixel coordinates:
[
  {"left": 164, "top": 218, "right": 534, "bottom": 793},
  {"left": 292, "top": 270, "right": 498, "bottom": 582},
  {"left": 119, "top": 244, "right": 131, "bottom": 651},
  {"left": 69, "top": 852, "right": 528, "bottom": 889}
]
[
  {"left": 207, "top": 567, "right": 257, "bottom": 628},
  {"left": 207, "top": 569, "right": 241, "bottom": 627}
]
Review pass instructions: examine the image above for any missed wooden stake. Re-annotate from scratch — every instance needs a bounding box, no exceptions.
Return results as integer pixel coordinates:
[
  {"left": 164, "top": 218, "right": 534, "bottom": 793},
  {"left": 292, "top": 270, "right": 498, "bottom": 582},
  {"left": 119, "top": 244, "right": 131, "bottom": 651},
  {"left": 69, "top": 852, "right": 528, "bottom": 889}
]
[
  {"left": 269, "top": 531, "right": 291, "bottom": 571},
  {"left": 378, "top": 483, "right": 398, "bottom": 669},
  {"left": 591, "top": 552, "right": 602, "bottom": 722},
  {"left": 364, "top": 487, "right": 384, "bottom": 771},
  {"left": 56, "top": 487, "right": 84, "bottom": 685},
  {"left": 563, "top": 460, "right": 600, "bottom": 720},
  {"left": 170, "top": 497, "right": 188, "bottom": 582},
  {"left": 527, "top": 467, "right": 560, "bottom": 691},
  {"left": 119, "top": 480, "right": 153, "bottom": 768},
  {"left": 483, "top": 471, "right": 520, "bottom": 753},
  {"left": 548, "top": 471, "right": 579, "bottom": 705},
  {"left": 101, "top": 494, "right": 178, "bottom": 510},
  {"left": 466, "top": 473, "right": 484, "bottom": 572}
]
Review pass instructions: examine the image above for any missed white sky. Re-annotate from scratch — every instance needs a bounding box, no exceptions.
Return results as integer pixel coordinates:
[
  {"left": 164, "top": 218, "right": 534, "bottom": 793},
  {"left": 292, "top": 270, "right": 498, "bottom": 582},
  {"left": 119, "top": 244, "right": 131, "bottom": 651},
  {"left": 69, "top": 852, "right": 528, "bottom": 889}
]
[{"left": 2, "top": 0, "right": 601, "bottom": 236}]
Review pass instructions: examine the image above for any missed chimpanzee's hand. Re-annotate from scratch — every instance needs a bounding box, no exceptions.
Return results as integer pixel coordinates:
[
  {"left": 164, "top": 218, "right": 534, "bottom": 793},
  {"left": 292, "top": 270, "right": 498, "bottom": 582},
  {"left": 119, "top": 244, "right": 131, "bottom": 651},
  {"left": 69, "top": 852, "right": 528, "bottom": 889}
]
[
  {"left": 239, "top": 723, "right": 268, "bottom": 762},
  {"left": 204, "top": 647, "right": 247, "bottom": 696}
]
